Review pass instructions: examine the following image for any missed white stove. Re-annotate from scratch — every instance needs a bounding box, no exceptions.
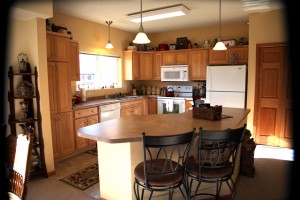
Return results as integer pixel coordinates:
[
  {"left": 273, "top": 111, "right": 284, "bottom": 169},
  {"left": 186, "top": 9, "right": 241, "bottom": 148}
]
[
  {"left": 167, "top": 85, "right": 193, "bottom": 98},
  {"left": 157, "top": 85, "right": 193, "bottom": 114}
]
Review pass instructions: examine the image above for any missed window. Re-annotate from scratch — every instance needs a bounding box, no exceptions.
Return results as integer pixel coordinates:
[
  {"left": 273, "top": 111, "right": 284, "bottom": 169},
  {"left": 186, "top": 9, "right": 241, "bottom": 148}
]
[{"left": 76, "top": 53, "right": 122, "bottom": 90}]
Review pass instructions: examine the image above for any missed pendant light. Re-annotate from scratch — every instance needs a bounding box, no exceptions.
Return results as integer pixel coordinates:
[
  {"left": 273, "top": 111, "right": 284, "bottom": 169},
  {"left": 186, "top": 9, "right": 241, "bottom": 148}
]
[
  {"left": 133, "top": 0, "right": 150, "bottom": 44},
  {"left": 213, "top": 0, "right": 227, "bottom": 50},
  {"left": 105, "top": 21, "right": 114, "bottom": 49}
]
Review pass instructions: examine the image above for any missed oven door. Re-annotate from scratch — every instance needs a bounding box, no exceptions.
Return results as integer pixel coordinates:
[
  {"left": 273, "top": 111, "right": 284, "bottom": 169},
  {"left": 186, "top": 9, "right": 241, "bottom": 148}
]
[{"left": 157, "top": 98, "right": 185, "bottom": 114}]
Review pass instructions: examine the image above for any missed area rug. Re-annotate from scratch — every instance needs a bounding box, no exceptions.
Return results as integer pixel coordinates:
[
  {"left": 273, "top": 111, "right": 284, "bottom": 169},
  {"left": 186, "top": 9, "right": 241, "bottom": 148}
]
[
  {"left": 86, "top": 148, "right": 98, "bottom": 156},
  {"left": 60, "top": 163, "right": 99, "bottom": 190}
]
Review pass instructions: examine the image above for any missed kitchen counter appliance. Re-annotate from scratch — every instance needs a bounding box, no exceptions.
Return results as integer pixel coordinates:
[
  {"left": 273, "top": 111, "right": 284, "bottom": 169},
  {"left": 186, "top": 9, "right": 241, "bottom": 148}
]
[
  {"left": 157, "top": 85, "right": 192, "bottom": 114},
  {"left": 161, "top": 65, "right": 189, "bottom": 82},
  {"left": 100, "top": 102, "right": 120, "bottom": 122}
]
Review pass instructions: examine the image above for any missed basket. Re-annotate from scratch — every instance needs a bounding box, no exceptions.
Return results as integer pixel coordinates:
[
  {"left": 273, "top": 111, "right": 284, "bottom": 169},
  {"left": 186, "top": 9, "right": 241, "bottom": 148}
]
[{"left": 192, "top": 105, "right": 222, "bottom": 120}]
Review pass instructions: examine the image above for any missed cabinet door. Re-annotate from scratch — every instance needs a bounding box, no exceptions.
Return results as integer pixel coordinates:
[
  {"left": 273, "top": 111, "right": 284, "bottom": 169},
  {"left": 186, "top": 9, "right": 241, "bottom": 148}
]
[
  {"left": 163, "top": 51, "right": 188, "bottom": 65},
  {"left": 47, "top": 32, "right": 69, "bottom": 62},
  {"left": 228, "top": 47, "right": 248, "bottom": 64},
  {"left": 148, "top": 98, "right": 157, "bottom": 114},
  {"left": 209, "top": 46, "right": 248, "bottom": 65},
  {"left": 70, "top": 40, "right": 80, "bottom": 81},
  {"left": 123, "top": 51, "right": 139, "bottom": 80},
  {"left": 208, "top": 50, "right": 228, "bottom": 65},
  {"left": 48, "top": 62, "right": 72, "bottom": 114},
  {"left": 48, "top": 62, "right": 57, "bottom": 113},
  {"left": 51, "top": 112, "right": 75, "bottom": 159},
  {"left": 132, "top": 105, "right": 143, "bottom": 116},
  {"left": 121, "top": 107, "right": 133, "bottom": 117},
  {"left": 189, "top": 49, "right": 208, "bottom": 80},
  {"left": 153, "top": 53, "right": 162, "bottom": 80},
  {"left": 87, "top": 115, "right": 98, "bottom": 145},
  {"left": 139, "top": 52, "right": 153, "bottom": 80},
  {"left": 74, "top": 117, "right": 89, "bottom": 149}
]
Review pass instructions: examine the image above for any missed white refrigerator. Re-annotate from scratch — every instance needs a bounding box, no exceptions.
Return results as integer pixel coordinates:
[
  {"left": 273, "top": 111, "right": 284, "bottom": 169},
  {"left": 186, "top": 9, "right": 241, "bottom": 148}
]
[{"left": 206, "top": 64, "right": 247, "bottom": 108}]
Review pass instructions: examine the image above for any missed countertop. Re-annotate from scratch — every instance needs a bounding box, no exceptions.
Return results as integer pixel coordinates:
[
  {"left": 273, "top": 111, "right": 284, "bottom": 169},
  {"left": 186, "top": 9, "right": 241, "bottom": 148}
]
[
  {"left": 72, "top": 95, "right": 194, "bottom": 110},
  {"left": 77, "top": 107, "right": 250, "bottom": 143}
]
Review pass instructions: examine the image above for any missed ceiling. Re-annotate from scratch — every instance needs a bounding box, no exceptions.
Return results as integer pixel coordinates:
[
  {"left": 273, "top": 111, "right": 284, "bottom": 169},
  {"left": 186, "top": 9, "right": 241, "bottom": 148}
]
[{"left": 52, "top": 0, "right": 284, "bottom": 34}]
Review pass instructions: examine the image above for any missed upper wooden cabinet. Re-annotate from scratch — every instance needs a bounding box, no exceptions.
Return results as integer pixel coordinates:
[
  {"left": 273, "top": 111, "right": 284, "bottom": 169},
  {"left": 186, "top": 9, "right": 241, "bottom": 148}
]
[
  {"left": 123, "top": 50, "right": 139, "bottom": 80},
  {"left": 139, "top": 52, "right": 153, "bottom": 80},
  {"left": 70, "top": 40, "right": 80, "bottom": 81},
  {"left": 153, "top": 52, "right": 162, "bottom": 80},
  {"left": 46, "top": 31, "right": 69, "bottom": 62},
  {"left": 162, "top": 50, "right": 188, "bottom": 65},
  {"left": 209, "top": 46, "right": 248, "bottom": 65},
  {"left": 188, "top": 49, "right": 209, "bottom": 80}
]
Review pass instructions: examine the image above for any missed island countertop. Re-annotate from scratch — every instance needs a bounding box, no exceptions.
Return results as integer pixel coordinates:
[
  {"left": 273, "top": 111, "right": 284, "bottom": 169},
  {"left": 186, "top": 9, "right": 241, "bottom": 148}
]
[
  {"left": 77, "top": 107, "right": 250, "bottom": 143},
  {"left": 77, "top": 107, "right": 250, "bottom": 200}
]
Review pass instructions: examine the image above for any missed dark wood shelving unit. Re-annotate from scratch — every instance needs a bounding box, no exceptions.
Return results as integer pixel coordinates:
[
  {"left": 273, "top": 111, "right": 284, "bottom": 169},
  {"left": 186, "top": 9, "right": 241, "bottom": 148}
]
[{"left": 8, "top": 66, "right": 48, "bottom": 178}]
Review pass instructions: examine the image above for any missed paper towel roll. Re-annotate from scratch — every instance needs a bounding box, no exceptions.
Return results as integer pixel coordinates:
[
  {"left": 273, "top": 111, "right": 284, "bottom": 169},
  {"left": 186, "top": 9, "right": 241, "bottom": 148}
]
[{"left": 80, "top": 88, "right": 86, "bottom": 101}]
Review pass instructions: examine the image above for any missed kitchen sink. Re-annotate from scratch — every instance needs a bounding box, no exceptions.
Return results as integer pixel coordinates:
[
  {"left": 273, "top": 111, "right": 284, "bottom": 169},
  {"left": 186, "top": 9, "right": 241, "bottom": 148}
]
[{"left": 113, "top": 96, "right": 141, "bottom": 100}]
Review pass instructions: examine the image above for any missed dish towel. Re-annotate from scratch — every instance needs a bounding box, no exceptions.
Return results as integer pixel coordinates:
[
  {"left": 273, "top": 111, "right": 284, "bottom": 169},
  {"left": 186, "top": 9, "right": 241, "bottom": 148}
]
[{"left": 166, "top": 99, "right": 174, "bottom": 112}]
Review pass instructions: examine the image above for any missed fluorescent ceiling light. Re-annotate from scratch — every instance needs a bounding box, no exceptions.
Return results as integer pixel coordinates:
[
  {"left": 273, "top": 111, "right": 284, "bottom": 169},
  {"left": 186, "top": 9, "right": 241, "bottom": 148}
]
[{"left": 127, "top": 4, "right": 189, "bottom": 23}]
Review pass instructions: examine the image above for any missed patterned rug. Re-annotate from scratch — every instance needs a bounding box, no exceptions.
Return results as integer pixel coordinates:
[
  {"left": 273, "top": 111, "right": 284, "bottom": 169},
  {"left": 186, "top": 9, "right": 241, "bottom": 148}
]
[
  {"left": 85, "top": 148, "right": 98, "bottom": 156},
  {"left": 60, "top": 163, "right": 99, "bottom": 190}
]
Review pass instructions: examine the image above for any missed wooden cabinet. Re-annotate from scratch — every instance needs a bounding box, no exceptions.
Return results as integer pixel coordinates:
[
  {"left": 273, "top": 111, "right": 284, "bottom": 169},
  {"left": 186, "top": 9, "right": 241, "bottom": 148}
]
[
  {"left": 74, "top": 107, "right": 98, "bottom": 149},
  {"left": 162, "top": 51, "right": 188, "bottom": 65},
  {"left": 148, "top": 97, "right": 157, "bottom": 114},
  {"left": 153, "top": 52, "right": 162, "bottom": 80},
  {"left": 46, "top": 32, "right": 69, "bottom": 62},
  {"left": 139, "top": 52, "right": 153, "bottom": 80},
  {"left": 209, "top": 46, "right": 248, "bottom": 65},
  {"left": 70, "top": 40, "right": 80, "bottom": 81},
  {"left": 47, "top": 62, "right": 72, "bottom": 114},
  {"left": 121, "top": 99, "right": 143, "bottom": 117},
  {"left": 189, "top": 49, "right": 209, "bottom": 80},
  {"left": 51, "top": 111, "right": 75, "bottom": 160},
  {"left": 123, "top": 50, "right": 139, "bottom": 80},
  {"left": 185, "top": 100, "right": 194, "bottom": 111},
  {"left": 254, "top": 43, "right": 292, "bottom": 148}
]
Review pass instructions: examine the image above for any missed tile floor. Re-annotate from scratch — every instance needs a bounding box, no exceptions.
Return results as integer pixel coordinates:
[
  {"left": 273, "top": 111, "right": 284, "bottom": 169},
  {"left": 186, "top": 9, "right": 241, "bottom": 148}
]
[{"left": 26, "top": 145, "right": 294, "bottom": 200}]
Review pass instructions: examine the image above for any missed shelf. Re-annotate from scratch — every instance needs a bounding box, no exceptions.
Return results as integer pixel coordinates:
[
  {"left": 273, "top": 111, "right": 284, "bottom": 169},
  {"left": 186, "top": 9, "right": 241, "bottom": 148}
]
[{"left": 7, "top": 65, "right": 48, "bottom": 179}]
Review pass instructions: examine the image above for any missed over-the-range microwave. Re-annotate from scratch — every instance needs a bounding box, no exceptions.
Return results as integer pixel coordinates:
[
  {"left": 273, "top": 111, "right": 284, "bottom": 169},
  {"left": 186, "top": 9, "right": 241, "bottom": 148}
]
[{"left": 161, "top": 65, "right": 189, "bottom": 82}]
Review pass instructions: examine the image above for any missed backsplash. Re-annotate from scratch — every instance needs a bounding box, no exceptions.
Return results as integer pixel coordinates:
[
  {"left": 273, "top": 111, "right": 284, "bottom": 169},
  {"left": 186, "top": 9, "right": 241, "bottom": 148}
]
[{"left": 71, "top": 80, "right": 206, "bottom": 99}]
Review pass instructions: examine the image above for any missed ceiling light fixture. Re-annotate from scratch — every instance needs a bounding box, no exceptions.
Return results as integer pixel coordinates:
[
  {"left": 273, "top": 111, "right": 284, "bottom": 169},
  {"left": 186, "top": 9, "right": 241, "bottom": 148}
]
[
  {"left": 127, "top": 4, "right": 189, "bottom": 23},
  {"left": 213, "top": 0, "right": 227, "bottom": 50},
  {"left": 133, "top": 0, "right": 150, "bottom": 44},
  {"left": 105, "top": 21, "right": 113, "bottom": 49}
]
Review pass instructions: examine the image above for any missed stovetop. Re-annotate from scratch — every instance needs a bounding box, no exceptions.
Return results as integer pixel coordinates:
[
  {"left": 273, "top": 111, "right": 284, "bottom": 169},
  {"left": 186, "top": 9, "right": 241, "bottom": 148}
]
[{"left": 167, "top": 85, "right": 193, "bottom": 97}]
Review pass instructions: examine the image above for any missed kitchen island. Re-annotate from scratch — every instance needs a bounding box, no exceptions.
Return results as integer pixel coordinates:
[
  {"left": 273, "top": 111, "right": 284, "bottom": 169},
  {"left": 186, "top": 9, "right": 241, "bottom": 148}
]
[{"left": 78, "top": 107, "right": 250, "bottom": 200}]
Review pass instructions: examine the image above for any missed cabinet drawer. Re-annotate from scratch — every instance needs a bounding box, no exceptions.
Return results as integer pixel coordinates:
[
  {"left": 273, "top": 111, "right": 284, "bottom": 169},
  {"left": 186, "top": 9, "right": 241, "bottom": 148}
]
[
  {"left": 74, "top": 107, "right": 98, "bottom": 118},
  {"left": 121, "top": 99, "right": 143, "bottom": 108}
]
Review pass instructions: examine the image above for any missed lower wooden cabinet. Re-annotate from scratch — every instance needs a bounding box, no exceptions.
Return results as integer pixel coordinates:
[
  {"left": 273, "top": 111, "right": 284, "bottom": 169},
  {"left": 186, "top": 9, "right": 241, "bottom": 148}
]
[
  {"left": 74, "top": 107, "right": 99, "bottom": 149},
  {"left": 121, "top": 99, "right": 143, "bottom": 117},
  {"left": 185, "top": 100, "right": 194, "bottom": 111},
  {"left": 51, "top": 111, "right": 75, "bottom": 160},
  {"left": 148, "top": 97, "right": 157, "bottom": 114}
]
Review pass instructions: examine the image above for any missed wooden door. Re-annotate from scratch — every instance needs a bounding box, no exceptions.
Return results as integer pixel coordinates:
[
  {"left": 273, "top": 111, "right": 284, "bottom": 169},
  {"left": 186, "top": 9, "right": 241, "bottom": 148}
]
[{"left": 254, "top": 42, "right": 293, "bottom": 148}]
